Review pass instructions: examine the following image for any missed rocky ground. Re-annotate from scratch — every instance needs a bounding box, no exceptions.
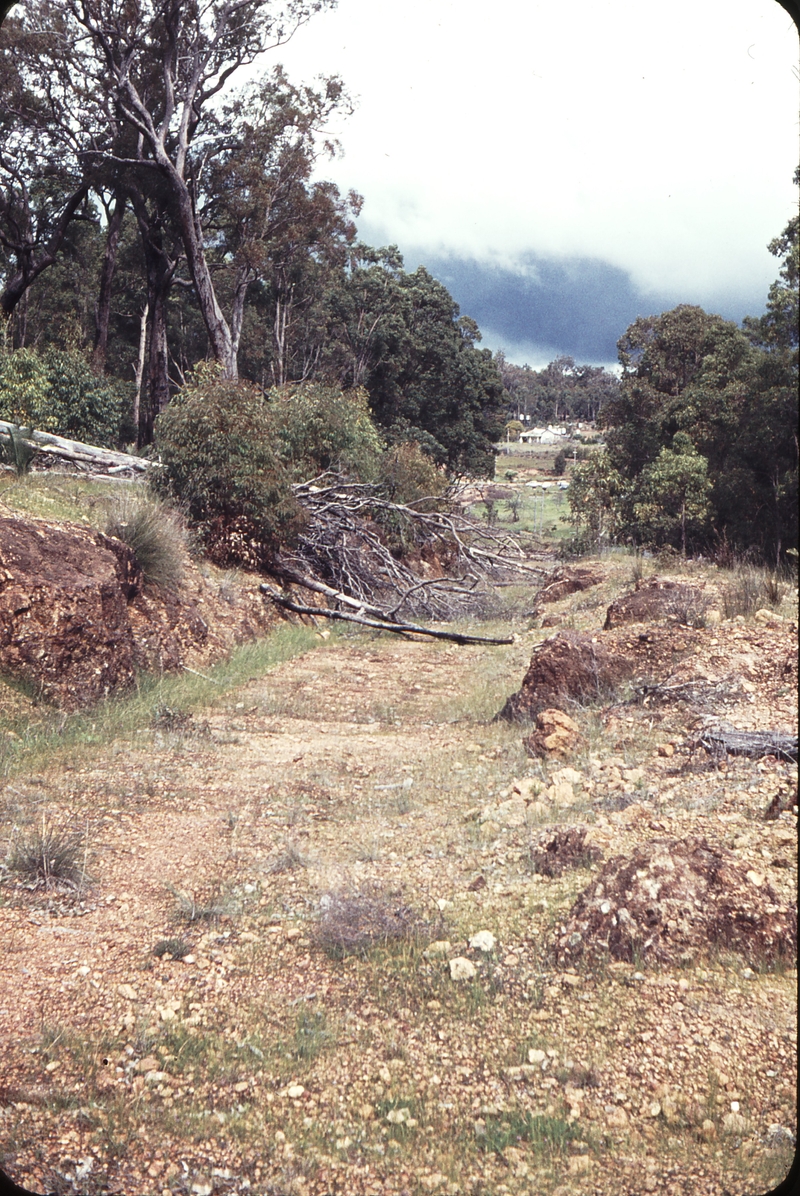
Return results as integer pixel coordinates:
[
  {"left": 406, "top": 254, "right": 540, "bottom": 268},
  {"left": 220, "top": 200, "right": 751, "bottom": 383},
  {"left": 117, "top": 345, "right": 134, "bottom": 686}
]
[{"left": 0, "top": 556, "right": 796, "bottom": 1196}]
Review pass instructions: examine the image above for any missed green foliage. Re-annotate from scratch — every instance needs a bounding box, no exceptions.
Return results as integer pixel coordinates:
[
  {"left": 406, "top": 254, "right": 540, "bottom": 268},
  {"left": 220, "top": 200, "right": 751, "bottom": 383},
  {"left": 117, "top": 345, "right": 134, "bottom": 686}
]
[
  {"left": 266, "top": 382, "right": 384, "bottom": 481},
  {"left": 40, "top": 347, "right": 131, "bottom": 446},
  {"left": 0, "top": 348, "right": 52, "bottom": 427},
  {"left": 505, "top": 419, "right": 523, "bottom": 441},
  {"left": 595, "top": 258, "right": 798, "bottom": 561},
  {"left": 152, "top": 364, "right": 303, "bottom": 567},
  {"left": 0, "top": 347, "right": 130, "bottom": 446},
  {"left": 332, "top": 257, "right": 505, "bottom": 477},
  {"left": 567, "top": 451, "right": 625, "bottom": 547},
  {"left": 632, "top": 433, "right": 712, "bottom": 554},
  {"left": 375, "top": 440, "right": 447, "bottom": 506},
  {"left": 105, "top": 491, "right": 188, "bottom": 591},
  {"left": 553, "top": 448, "right": 567, "bottom": 475}
]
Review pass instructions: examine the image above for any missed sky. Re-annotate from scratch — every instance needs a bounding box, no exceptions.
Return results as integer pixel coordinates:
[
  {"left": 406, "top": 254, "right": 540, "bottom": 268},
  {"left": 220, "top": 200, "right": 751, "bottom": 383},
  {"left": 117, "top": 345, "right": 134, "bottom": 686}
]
[{"left": 272, "top": 0, "right": 799, "bottom": 368}]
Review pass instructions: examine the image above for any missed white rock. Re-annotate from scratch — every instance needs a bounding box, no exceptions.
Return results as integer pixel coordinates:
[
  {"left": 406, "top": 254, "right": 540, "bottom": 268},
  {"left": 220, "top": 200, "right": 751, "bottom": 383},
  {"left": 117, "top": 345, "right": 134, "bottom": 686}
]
[
  {"left": 547, "top": 781, "right": 576, "bottom": 807},
  {"left": 449, "top": 957, "right": 477, "bottom": 980},
  {"left": 528, "top": 1049, "right": 546, "bottom": 1064},
  {"left": 480, "top": 797, "right": 526, "bottom": 827},
  {"left": 117, "top": 983, "right": 138, "bottom": 1001},
  {"left": 468, "top": 930, "right": 496, "bottom": 953},
  {"left": 550, "top": 767, "right": 584, "bottom": 788},
  {"left": 287, "top": 1084, "right": 305, "bottom": 1099}
]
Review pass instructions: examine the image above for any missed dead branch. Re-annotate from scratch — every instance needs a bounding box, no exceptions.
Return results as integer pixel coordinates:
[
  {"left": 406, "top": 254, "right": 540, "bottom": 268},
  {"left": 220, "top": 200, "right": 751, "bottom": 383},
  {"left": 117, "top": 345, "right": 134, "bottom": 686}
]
[
  {"left": 695, "top": 722, "right": 797, "bottom": 763},
  {"left": 260, "top": 583, "right": 515, "bottom": 646},
  {"left": 283, "top": 472, "right": 552, "bottom": 623}
]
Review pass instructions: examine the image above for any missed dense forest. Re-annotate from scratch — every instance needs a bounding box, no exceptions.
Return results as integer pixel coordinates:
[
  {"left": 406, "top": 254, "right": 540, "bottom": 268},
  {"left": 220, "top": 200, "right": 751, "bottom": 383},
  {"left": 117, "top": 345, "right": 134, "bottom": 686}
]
[{"left": 0, "top": 1, "right": 797, "bottom": 565}]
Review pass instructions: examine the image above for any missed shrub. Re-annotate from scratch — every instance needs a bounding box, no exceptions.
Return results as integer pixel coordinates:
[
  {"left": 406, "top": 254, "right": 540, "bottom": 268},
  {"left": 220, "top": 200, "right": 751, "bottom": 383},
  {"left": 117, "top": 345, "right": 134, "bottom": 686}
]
[
  {"left": 376, "top": 440, "right": 448, "bottom": 506},
  {"left": 105, "top": 491, "right": 188, "bottom": 591},
  {"left": 0, "top": 348, "right": 130, "bottom": 447},
  {"left": 152, "top": 364, "right": 303, "bottom": 568},
  {"left": 553, "top": 449, "right": 567, "bottom": 475},
  {"left": 266, "top": 382, "right": 384, "bottom": 482},
  {"left": 313, "top": 884, "right": 429, "bottom": 958}
]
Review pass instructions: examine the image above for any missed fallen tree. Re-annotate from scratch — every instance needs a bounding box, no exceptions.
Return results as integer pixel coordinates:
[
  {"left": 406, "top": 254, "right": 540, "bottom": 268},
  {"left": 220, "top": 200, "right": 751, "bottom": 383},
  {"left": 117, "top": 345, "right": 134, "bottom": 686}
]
[
  {"left": 274, "top": 474, "right": 552, "bottom": 622},
  {"left": 0, "top": 421, "right": 149, "bottom": 474},
  {"left": 259, "top": 582, "right": 515, "bottom": 646},
  {"left": 694, "top": 722, "right": 798, "bottom": 763}
]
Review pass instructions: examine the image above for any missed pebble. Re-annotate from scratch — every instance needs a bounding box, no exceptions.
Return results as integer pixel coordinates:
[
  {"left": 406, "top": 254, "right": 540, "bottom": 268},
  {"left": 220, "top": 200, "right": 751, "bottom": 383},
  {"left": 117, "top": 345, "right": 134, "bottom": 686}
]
[
  {"left": 723, "top": 1111, "right": 748, "bottom": 1134},
  {"left": 449, "top": 957, "right": 477, "bottom": 981},
  {"left": 286, "top": 1084, "right": 305, "bottom": 1099},
  {"left": 468, "top": 930, "right": 496, "bottom": 953}
]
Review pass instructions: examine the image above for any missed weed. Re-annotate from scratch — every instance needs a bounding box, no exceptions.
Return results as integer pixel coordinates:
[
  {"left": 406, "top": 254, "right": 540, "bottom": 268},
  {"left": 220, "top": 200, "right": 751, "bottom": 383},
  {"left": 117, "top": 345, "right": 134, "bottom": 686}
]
[
  {"left": 267, "top": 843, "right": 308, "bottom": 873},
  {"left": 477, "top": 1110, "right": 579, "bottom": 1155},
  {"left": 151, "top": 705, "right": 193, "bottom": 732},
  {"left": 7, "top": 817, "right": 89, "bottom": 891},
  {"left": 166, "top": 881, "right": 240, "bottom": 924},
  {"left": 152, "top": 937, "right": 191, "bottom": 960},
  {"left": 105, "top": 490, "right": 188, "bottom": 591},
  {"left": 290, "top": 1008, "right": 332, "bottom": 1062},
  {"left": 721, "top": 564, "right": 785, "bottom": 619},
  {"left": 313, "top": 884, "right": 430, "bottom": 959}
]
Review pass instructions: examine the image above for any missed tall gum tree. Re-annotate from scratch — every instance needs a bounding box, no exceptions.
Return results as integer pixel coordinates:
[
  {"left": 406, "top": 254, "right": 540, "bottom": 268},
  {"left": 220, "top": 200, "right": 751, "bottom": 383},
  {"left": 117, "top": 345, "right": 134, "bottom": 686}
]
[{"left": 67, "top": 0, "right": 337, "bottom": 381}]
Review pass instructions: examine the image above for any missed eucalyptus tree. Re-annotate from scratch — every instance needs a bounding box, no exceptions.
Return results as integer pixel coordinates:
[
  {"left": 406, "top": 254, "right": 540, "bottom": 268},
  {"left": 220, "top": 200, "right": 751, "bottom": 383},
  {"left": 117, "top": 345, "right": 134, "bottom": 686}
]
[{"left": 64, "top": 0, "right": 338, "bottom": 380}]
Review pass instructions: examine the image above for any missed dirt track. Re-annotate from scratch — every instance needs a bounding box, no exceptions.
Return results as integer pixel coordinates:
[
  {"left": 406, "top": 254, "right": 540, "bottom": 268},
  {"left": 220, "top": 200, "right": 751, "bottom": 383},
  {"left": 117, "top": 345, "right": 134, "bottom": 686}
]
[{"left": 0, "top": 581, "right": 797, "bottom": 1196}]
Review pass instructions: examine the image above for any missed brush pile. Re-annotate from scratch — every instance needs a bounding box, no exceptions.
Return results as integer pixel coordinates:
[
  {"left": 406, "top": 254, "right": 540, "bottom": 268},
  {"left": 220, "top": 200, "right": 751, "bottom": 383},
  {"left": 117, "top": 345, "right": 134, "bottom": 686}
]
[{"left": 272, "top": 474, "right": 552, "bottom": 625}]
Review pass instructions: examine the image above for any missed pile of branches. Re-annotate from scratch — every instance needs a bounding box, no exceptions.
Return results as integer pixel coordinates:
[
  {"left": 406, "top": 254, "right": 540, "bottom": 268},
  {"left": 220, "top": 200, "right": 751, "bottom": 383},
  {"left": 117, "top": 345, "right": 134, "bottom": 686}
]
[{"left": 263, "top": 474, "right": 552, "bottom": 639}]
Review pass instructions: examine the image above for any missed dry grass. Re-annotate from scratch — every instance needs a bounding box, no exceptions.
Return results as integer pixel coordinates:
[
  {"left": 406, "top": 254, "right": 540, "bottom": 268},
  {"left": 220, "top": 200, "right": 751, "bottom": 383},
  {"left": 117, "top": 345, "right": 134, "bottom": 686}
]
[
  {"left": 105, "top": 490, "right": 188, "bottom": 591},
  {"left": 313, "top": 884, "right": 433, "bottom": 958},
  {"left": 6, "top": 816, "right": 89, "bottom": 891}
]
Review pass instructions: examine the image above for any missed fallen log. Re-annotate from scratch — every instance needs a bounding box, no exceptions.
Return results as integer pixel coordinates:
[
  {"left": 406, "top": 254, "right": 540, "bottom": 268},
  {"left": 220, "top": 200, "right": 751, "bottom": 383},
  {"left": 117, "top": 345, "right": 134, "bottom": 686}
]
[
  {"left": 260, "top": 583, "right": 515, "bottom": 646},
  {"left": 0, "top": 420, "right": 150, "bottom": 473},
  {"left": 696, "top": 723, "right": 798, "bottom": 763}
]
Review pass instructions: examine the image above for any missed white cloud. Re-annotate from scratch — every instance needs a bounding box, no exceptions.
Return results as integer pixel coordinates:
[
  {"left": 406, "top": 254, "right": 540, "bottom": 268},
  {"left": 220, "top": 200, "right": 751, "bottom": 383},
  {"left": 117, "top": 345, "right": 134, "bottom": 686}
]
[{"left": 271, "top": 0, "right": 798, "bottom": 300}]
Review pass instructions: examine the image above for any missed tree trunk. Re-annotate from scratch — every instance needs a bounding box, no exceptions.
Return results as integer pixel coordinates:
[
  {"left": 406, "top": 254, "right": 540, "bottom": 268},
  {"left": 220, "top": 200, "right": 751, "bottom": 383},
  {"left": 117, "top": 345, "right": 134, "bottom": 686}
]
[
  {"left": 130, "top": 191, "right": 176, "bottom": 446},
  {"left": 142, "top": 281, "right": 170, "bottom": 446},
  {"left": 165, "top": 170, "right": 237, "bottom": 379},
  {"left": 132, "top": 301, "right": 148, "bottom": 441},
  {"left": 0, "top": 184, "right": 90, "bottom": 321},
  {"left": 92, "top": 192, "right": 126, "bottom": 374},
  {"left": 680, "top": 499, "right": 686, "bottom": 557}
]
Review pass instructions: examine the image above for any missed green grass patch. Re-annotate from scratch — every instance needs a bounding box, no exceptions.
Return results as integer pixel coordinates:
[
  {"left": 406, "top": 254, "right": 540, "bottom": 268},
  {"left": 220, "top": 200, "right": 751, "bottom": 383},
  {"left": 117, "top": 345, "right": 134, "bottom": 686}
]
[
  {"left": 0, "top": 622, "right": 320, "bottom": 778},
  {"left": 477, "top": 1110, "right": 579, "bottom": 1156}
]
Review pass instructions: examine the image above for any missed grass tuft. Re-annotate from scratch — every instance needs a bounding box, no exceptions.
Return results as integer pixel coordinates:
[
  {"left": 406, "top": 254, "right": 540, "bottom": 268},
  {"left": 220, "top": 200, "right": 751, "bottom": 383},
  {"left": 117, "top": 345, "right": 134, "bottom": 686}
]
[
  {"left": 7, "top": 817, "right": 89, "bottom": 890},
  {"left": 105, "top": 490, "right": 187, "bottom": 591},
  {"left": 152, "top": 937, "right": 192, "bottom": 960},
  {"left": 477, "top": 1111, "right": 580, "bottom": 1156}
]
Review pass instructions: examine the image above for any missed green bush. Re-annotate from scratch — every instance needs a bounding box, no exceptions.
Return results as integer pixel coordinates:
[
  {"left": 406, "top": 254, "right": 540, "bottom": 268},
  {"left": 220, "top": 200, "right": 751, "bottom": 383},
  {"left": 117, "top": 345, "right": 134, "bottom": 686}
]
[
  {"left": 0, "top": 347, "right": 130, "bottom": 447},
  {"left": 376, "top": 440, "right": 448, "bottom": 506},
  {"left": 266, "top": 383, "right": 384, "bottom": 482},
  {"left": 105, "top": 491, "right": 188, "bottom": 591},
  {"left": 152, "top": 364, "right": 303, "bottom": 568}
]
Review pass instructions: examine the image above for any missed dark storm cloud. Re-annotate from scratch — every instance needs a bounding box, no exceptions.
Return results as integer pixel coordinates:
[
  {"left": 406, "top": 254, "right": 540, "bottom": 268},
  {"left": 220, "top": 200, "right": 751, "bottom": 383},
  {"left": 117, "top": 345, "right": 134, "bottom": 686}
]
[{"left": 406, "top": 251, "right": 766, "bottom": 366}]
